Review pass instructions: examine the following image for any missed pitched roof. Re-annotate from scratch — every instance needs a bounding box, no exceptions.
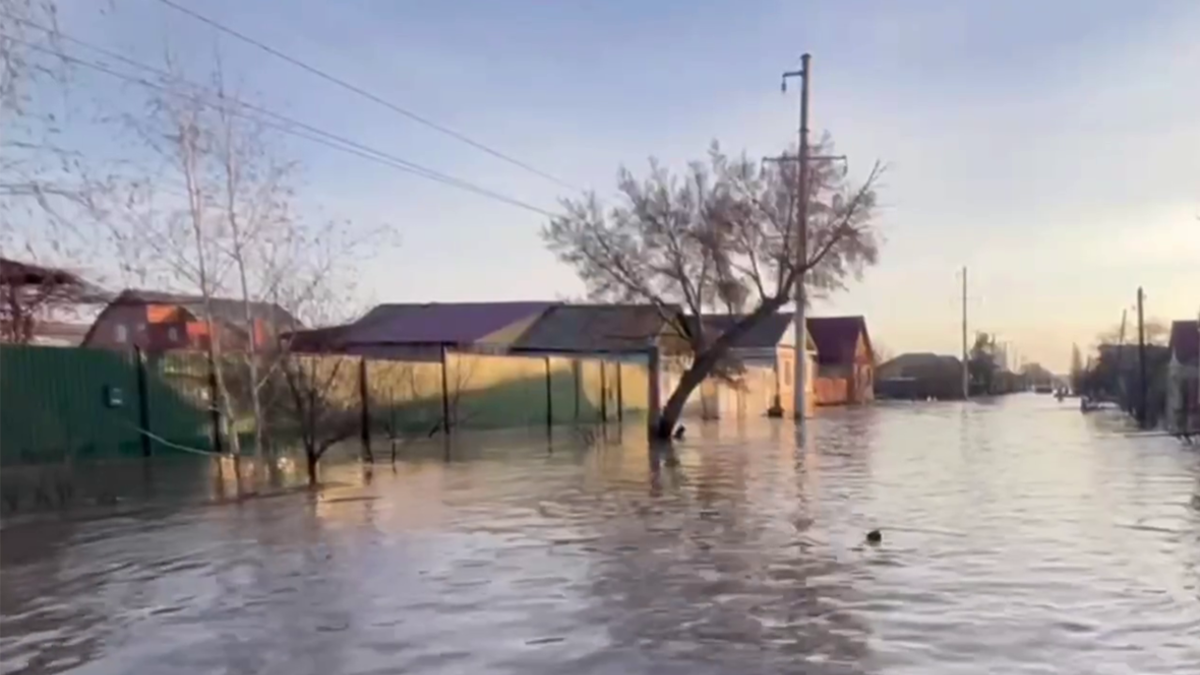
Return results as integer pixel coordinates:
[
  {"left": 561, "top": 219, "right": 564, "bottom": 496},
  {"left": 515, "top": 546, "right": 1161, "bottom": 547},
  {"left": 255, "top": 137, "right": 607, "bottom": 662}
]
[
  {"left": 1, "top": 257, "right": 108, "bottom": 301},
  {"left": 697, "top": 312, "right": 794, "bottom": 350},
  {"left": 346, "top": 301, "right": 554, "bottom": 345},
  {"left": 511, "top": 304, "right": 678, "bottom": 353},
  {"left": 284, "top": 324, "right": 350, "bottom": 353},
  {"left": 0, "top": 257, "right": 82, "bottom": 285},
  {"left": 1168, "top": 320, "right": 1198, "bottom": 365},
  {"left": 111, "top": 289, "right": 299, "bottom": 329},
  {"left": 807, "top": 315, "right": 871, "bottom": 364}
]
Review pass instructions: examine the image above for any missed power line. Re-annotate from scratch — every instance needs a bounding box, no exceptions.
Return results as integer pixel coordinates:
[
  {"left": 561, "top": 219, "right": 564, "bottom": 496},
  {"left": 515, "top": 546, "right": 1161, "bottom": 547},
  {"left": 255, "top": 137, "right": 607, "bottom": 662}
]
[
  {"left": 2, "top": 27, "right": 556, "bottom": 217},
  {"left": 150, "top": 0, "right": 582, "bottom": 193}
]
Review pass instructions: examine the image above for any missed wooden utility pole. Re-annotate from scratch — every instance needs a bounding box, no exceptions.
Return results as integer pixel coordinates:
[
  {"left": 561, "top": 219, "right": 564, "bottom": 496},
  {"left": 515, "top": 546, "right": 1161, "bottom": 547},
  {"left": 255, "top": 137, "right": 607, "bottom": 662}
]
[
  {"left": 961, "top": 266, "right": 969, "bottom": 399},
  {"left": 766, "top": 55, "right": 848, "bottom": 427},
  {"left": 783, "top": 54, "right": 811, "bottom": 426},
  {"left": 1137, "top": 287, "right": 1148, "bottom": 428}
]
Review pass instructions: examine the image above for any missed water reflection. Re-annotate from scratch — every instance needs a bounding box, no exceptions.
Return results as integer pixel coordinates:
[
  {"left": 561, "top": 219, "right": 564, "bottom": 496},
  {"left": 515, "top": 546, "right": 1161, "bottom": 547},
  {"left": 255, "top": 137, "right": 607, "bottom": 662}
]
[{"left": 2, "top": 395, "right": 1198, "bottom": 675}]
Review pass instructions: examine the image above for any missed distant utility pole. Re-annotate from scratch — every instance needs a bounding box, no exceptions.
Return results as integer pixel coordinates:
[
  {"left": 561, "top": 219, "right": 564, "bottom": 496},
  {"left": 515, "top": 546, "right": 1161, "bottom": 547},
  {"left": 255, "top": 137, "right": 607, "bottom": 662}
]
[
  {"left": 1137, "top": 286, "right": 1148, "bottom": 429},
  {"left": 961, "top": 266, "right": 969, "bottom": 399}
]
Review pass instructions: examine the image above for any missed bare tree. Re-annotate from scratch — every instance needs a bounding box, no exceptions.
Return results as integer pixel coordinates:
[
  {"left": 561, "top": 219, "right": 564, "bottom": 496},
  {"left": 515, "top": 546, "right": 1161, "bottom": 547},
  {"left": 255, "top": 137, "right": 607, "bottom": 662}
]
[
  {"left": 99, "top": 50, "right": 385, "bottom": 482},
  {"left": 1096, "top": 318, "right": 1170, "bottom": 347},
  {"left": 544, "top": 139, "right": 882, "bottom": 439},
  {"left": 1, "top": 0, "right": 65, "bottom": 205},
  {"left": 0, "top": 256, "right": 91, "bottom": 342},
  {"left": 208, "top": 67, "right": 297, "bottom": 465},
  {"left": 871, "top": 341, "right": 894, "bottom": 368},
  {"left": 2, "top": 3, "right": 113, "bottom": 335},
  {"left": 280, "top": 353, "right": 360, "bottom": 485}
]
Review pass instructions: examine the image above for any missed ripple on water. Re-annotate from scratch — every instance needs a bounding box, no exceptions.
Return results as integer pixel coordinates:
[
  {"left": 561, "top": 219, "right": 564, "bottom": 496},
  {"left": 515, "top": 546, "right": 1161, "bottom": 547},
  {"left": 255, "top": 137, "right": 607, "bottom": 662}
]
[{"left": 2, "top": 397, "right": 1199, "bottom": 675}]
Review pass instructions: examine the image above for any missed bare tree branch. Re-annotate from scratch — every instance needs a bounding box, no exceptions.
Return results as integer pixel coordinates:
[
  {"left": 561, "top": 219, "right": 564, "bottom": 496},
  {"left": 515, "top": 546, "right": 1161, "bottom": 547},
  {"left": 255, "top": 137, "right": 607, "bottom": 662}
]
[{"left": 543, "top": 137, "right": 883, "bottom": 438}]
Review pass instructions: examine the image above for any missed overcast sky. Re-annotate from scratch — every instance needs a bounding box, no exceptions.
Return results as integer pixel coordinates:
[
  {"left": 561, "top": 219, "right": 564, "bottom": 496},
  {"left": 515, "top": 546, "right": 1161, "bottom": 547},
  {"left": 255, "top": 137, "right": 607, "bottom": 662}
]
[{"left": 51, "top": 0, "right": 1200, "bottom": 370}]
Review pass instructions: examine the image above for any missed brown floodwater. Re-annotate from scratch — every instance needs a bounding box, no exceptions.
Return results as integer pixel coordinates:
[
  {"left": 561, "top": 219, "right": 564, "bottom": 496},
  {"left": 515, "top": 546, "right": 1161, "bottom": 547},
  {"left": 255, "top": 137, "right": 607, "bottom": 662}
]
[{"left": 2, "top": 394, "right": 1198, "bottom": 674}]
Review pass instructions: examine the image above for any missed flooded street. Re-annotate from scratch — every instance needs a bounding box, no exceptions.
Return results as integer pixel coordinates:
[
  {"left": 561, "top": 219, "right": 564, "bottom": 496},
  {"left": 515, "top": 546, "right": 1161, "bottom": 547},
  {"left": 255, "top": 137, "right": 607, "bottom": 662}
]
[{"left": 2, "top": 394, "right": 1198, "bottom": 675}]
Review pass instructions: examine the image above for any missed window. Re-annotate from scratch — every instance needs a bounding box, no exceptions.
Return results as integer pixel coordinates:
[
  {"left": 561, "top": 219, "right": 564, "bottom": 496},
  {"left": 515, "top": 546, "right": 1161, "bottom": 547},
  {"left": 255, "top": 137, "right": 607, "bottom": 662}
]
[
  {"left": 114, "top": 324, "right": 128, "bottom": 343},
  {"left": 168, "top": 327, "right": 179, "bottom": 342}
]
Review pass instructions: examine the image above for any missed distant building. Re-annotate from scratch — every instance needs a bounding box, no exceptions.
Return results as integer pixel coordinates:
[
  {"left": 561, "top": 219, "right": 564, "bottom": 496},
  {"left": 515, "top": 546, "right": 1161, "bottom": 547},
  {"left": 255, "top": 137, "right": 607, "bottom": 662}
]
[
  {"left": 27, "top": 321, "right": 92, "bottom": 347},
  {"left": 692, "top": 312, "right": 817, "bottom": 418},
  {"left": 807, "top": 316, "right": 875, "bottom": 406},
  {"left": 83, "top": 290, "right": 298, "bottom": 352},
  {"left": 876, "top": 353, "right": 964, "bottom": 400}
]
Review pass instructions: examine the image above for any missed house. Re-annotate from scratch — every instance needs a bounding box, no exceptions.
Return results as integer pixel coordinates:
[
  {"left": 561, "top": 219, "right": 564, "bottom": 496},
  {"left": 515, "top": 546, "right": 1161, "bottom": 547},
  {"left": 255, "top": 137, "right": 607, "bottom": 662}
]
[
  {"left": 288, "top": 301, "right": 555, "bottom": 360},
  {"left": 1166, "top": 319, "right": 1198, "bottom": 434},
  {"left": 807, "top": 315, "right": 875, "bottom": 406},
  {"left": 286, "top": 301, "right": 674, "bottom": 424},
  {"left": 0, "top": 257, "right": 104, "bottom": 345},
  {"left": 695, "top": 313, "right": 818, "bottom": 418},
  {"left": 82, "top": 289, "right": 298, "bottom": 353},
  {"left": 25, "top": 321, "right": 92, "bottom": 347},
  {"left": 876, "top": 352, "right": 963, "bottom": 400}
]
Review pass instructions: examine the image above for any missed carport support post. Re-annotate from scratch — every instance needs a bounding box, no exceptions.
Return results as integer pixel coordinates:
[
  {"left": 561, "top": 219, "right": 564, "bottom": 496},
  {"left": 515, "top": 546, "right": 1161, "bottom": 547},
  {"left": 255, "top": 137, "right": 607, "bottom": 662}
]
[
  {"left": 616, "top": 361, "right": 624, "bottom": 422},
  {"left": 544, "top": 357, "right": 553, "bottom": 432},
  {"left": 440, "top": 345, "right": 452, "bottom": 435},
  {"left": 573, "top": 359, "right": 581, "bottom": 421},
  {"left": 599, "top": 360, "right": 608, "bottom": 422}
]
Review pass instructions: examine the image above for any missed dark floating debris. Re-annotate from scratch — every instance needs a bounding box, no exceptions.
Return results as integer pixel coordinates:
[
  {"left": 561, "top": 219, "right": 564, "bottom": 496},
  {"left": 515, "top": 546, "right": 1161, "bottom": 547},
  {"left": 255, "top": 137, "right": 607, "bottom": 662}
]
[
  {"left": 866, "top": 529, "right": 882, "bottom": 544},
  {"left": 672, "top": 425, "right": 686, "bottom": 440}
]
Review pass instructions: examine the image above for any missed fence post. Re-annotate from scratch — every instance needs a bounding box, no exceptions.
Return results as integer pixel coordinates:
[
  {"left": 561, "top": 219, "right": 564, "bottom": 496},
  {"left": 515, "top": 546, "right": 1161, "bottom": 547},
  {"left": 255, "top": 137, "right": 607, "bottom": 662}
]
[
  {"left": 616, "top": 361, "right": 624, "bottom": 422},
  {"left": 544, "top": 357, "right": 553, "bottom": 432},
  {"left": 599, "top": 359, "right": 608, "bottom": 423},
  {"left": 359, "top": 358, "right": 373, "bottom": 462},
  {"left": 440, "top": 345, "right": 452, "bottom": 434},
  {"left": 573, "top": 359, "right": 581, "bottom": 421},
  {"left": 134, "top": 347, "right": 152, "bottom": 458},
  {"left": 207, "top": 351, "right": 223, "bottom": 455}
]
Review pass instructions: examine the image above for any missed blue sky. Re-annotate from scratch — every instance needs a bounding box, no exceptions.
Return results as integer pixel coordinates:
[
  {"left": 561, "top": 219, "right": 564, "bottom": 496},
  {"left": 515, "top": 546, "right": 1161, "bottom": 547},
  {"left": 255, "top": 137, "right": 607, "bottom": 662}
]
[{"left": 49, "top": 0, "right": 1200, "bottom": 370}]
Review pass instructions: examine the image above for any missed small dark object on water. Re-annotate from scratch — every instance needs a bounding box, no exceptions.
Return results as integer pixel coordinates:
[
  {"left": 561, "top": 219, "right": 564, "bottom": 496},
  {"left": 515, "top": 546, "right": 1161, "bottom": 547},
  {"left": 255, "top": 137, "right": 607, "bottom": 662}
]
[
  {"left": 673, "top": 425, "right": 686, "bottom": 440},
  {"left": 866, "top": 529, "right": 882, "bottom": 544}
]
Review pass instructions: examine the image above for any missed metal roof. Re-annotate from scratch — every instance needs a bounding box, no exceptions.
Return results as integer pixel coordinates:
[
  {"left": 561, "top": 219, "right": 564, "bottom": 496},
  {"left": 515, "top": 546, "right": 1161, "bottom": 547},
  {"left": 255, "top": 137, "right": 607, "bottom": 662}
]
[
  {"left": 347, "top": 302, "right": 555, "bottom": 345},
  {"left": 511, "top": 304, "right": 677, "bottom": 353}
]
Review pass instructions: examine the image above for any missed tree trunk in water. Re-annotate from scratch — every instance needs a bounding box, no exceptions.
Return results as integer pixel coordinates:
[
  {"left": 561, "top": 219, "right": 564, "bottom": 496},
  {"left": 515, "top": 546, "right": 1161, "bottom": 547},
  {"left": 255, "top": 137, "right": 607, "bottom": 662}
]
[
  {"left": 652, "top": 299, "right": 787, "bottom": 441},
  {"left": 306, "top": 450, "right": 319, "bottom": 487},
  {"left": 654, "top": 360, "right": 711, "bottom": 440}
]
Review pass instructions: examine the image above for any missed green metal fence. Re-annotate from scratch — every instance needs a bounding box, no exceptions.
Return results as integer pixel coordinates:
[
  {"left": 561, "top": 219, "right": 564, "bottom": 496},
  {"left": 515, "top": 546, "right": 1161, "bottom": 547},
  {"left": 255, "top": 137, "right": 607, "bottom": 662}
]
[{"left": 1, "top": 345, "right": 652, "bottom": 467}]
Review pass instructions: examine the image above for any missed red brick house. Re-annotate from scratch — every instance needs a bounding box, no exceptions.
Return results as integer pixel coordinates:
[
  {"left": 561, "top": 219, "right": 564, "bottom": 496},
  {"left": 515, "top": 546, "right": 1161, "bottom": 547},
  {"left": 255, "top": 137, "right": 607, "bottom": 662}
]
[
  {"left": 807, "top": 315, "right": 875, "bottom": 406},
  {"left": 82, "top": 290, "right": 298, "bottom": 353}
]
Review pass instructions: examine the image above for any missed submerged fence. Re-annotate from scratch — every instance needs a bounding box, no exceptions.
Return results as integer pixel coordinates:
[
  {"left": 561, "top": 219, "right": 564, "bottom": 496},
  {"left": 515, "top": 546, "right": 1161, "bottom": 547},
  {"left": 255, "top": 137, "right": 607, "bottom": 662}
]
[{"left": 0, "top": 344, "right": 651, "bottom": 467}]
